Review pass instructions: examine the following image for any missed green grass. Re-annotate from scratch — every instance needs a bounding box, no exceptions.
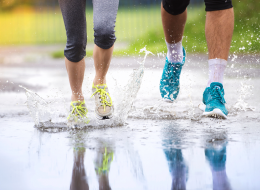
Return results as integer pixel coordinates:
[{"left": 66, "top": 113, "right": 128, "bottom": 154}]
[{"left": 124, "top": 6, "right": 260, "bottom": 56}]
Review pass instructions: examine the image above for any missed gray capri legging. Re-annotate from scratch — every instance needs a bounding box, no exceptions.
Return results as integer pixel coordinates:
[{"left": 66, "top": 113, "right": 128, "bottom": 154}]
[{"left": 58, "top": 0, "right": 119, "bottom": 62}]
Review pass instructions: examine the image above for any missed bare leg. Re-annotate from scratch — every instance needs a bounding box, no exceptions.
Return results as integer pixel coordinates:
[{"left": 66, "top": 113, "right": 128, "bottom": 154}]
[
  {"left": 161, "top": 3, "right": 187, "bottom": 44},
  {"left": 206, "top": 8, "right": 234, "bottom": 60},
  {"left": 205, "top": 8, "right": 234, "bottom": 87},
  {"left": 93, "top": 45, "right": 114, "bottom": 85},
  {"left": 160, "top": 4, "right": 187, "bottom": 101},
  {"left": 65, "top": 58, "right": 85, "bottom": 102}
]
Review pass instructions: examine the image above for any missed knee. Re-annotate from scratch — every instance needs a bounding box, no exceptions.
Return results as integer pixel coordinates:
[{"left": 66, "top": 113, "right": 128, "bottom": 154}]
[
  {"left": 162, "top": 0, "right": 190, "bottom": 15},
  {"left": 204, "top": 0, "right": 233, "bottom": 12},
  {"left": 94, "top": 26, "right": 116, "bottom": 49},
  {"left": 64, "top": 39, "right": 87, "bottom": 62}
]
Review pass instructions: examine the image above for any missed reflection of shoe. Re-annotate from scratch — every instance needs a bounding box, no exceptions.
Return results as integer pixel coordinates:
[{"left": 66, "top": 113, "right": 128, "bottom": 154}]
[
  {"left": 95, "top": 147, "right": 114, "bottom": 175},
  {"left": 164, "top": 149, "right": 185, "bottom": 174},
  {"left": 67, "top": 101, "right": 89, "bottom": 125},
  {"left": 92, "top": 84, "right": 114, "bottom": 120},
  {"left": 160, "top": 47, "right": 186, "bottom": 102},
  {"left": 202, "top": 82, "right": 228, "bottom": 119},
  {"left": 205, "top": 147, "right": 226, "bottom": 171}
]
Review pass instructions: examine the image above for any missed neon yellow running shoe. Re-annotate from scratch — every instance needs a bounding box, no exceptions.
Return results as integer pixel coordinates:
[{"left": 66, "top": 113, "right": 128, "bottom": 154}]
[
  {"left": 91, "top": 84, "right": 114, "bottom": 120},
  {"left": 67, "top": 100, "right": 89, "bottom": 126}
]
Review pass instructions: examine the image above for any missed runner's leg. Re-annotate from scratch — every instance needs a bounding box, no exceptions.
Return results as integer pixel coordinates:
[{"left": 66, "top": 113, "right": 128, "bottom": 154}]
[
  {"left": 161, "top": 0, "right": 189, "bottom": 63},
  {"left": 202, "top": 0, "right": 234, "bottom": 118},
  {"left": 159, "top": 0, "right": 189, "bottom": 101},
  {"left": 58, "top": 0, "right": 87, "bottom": 102},
  {"left": 91, "top": 0, "right": 119, "bottom": 120},
  {"left": 93, "top": 0, "right": 119, "bottom": 85},
  {"left": 205, "top": 1, "right": 234, "bottom": 86}
]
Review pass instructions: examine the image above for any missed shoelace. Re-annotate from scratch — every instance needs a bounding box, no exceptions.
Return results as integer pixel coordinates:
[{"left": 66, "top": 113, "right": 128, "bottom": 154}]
[
  {"left": 91, "top": 84, "right": 112, "bottom": 111},
  {"left": 67, "top": 101, "right": 88, "bottom": 120},
  {"left": 210, "top": 87, "right": 226, "bottom": 104},
  {"left": 97, "top": 147, "right": 114, "bottom": 175}
]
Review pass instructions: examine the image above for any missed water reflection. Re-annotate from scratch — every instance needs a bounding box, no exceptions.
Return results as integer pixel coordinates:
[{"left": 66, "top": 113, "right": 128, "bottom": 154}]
[
  {"left": 164, "top": 147, "right": 188, "bottom": 190},
  {"left": 205, "top": 140, "right": 232, "bottom": 190},
  {"left": 163, "top": 124, "right": 232, "bottom": 190},
  {"left": 94, "top": 142, "right": 113, "bottom": 190},
  {"left": 70, "top": 147, "right": 89, "bottom": 190},
  {"left": 70, "top": 130, "right": 114, "bottom": 190},
  {"left": 33, "top": 123, "right": 233, "bottom": 190}
]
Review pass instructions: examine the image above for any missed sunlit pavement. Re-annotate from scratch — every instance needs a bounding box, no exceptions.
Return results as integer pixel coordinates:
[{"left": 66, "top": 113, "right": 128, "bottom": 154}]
[{"left": 0, "top": 53, "right": 260, "bottom": 190}]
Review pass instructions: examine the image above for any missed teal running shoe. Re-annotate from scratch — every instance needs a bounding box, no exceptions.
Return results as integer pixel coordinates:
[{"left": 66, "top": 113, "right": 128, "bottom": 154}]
[
  {"left": 160, "top": 47, "right": 186, "bottom": 102},
  {"left": 202, "top": 82, "right": 228, "bottom": 119}
]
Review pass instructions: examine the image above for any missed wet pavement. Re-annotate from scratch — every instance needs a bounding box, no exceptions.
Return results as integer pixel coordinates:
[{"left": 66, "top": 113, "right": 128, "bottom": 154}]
[{"left": 0, "top": 51, "right": 260, "bottom": 190}]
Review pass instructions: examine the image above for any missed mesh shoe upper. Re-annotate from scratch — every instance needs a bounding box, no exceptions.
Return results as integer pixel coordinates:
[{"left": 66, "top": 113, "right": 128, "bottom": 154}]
[
  {"left": 160, "top": 47, "right": 186, "bottom": 101},
  {"left": 92, "top": 84, "right": 114, "bottom": 118},
  {"left": 203, "top": 82, "right": 228, "bottom": 116},
  {"left": 67, "top": 100, "right": 89, "bottom": 124}
]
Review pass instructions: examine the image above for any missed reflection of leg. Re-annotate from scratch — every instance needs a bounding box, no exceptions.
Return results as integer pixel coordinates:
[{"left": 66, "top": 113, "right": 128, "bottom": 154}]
[
  {"left": 205, "top": 147, "right": 231, "bottom": 190},
  {"left": 70, "top": 147, "right": 89, "bottom": 190},
  {"left": 95, "top": 147, "right": 113, "bottom": 190},
  {"left": 212, "top": 170, "right": 231, "bottom": 190},
  {"left": 164, "top": 148, "right": 187, "bottom": 190},
  {"left": 98, "top": 175, "right": 111, "bottom": 190}
]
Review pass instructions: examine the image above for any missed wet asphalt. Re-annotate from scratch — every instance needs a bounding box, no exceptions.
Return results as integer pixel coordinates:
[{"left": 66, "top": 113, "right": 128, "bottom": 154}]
[{"left": 0, "top": 50, "right": 260, "bottom": 190}]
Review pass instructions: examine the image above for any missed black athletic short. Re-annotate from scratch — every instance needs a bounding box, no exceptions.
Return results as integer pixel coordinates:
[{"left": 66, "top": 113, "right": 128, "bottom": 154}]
[{"left": 162, "top": 0, "right": 233, "bottom": 15}]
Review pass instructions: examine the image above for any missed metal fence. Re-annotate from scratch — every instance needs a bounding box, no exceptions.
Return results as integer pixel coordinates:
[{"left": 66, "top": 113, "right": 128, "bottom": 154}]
[{"left": 0, "top": 0, "right": 204, "bottom": 45}]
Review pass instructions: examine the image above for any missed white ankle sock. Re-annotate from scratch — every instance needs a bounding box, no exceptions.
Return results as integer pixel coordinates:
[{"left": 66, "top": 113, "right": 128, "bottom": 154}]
[
  {"left": 207, "top": 59, "right": 227, "bottom": 87},
  {"left": 166, "top": 40, "right": 183, "bottom": 63}
]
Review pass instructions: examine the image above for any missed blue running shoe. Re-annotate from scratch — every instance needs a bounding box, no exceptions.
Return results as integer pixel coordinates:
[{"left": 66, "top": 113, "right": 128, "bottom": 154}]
[
  {"left": 160, "top": 47, "right": 186, "bottom": 102},
  {"left": 202, "top": 82, "right": 228, "bottom": 119}
]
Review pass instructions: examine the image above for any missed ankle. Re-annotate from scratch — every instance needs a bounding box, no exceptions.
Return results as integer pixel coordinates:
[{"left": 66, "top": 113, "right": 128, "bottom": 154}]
[
  {"left": 93, "top": 77, "right": 106, "bottom": 85},
  {"left": 166, "top": 40, "right": 183, "bottom": 63},
  {"left": 207, "top": 59, "right": 227, "bottom": 87},
  {"left": 71, "top": 93, "right": 84, "bottom": 102}
]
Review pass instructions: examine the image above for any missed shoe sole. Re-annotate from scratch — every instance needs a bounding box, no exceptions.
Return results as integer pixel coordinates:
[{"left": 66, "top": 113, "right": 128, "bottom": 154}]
[
  {"left": 202, "top": 108, "right": 228, "bottom": 119},
  {"left": 162, "top": 98, "right": 174, "bottom": 103},
  {"left": 95, "top": 113, "right": 113, "bottom": 120},
  {"left": 198, "top": 104, "right": 227, "bottom": 119}
]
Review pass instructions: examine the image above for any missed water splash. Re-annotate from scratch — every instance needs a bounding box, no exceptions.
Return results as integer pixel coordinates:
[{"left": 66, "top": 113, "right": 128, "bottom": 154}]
[
  {"left": 232, "top": 81, "right": 255, "bottom": 111},
  {"left": 22, "top": 47, "right": 153, "bottom": 128},
  {"left": 21, "top": 85, "right": 51, "bottom": 125},
  {"left": 113, "top": 47, "right": 153, "bottom": 124},
  {"left": 20, "top": 85, "right": 68, "bottom": 127}
]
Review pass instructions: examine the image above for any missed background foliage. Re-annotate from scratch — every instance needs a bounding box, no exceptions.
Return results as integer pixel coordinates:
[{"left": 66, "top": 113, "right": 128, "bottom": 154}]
[{"left": 0, "top": 0, "right": 259, "bottom": 56}]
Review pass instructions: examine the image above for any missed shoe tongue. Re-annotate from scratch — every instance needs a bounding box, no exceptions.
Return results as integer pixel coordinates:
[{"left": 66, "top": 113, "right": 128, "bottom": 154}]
[
  {"left": 72, "top": 101, "right": 85, "bottom": 106},
  {"left": 210, "top": 82, "right": 223, "bottom": 89},
  {"left": 96, "top": 85, "right": 106, "bottom": 89}
]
